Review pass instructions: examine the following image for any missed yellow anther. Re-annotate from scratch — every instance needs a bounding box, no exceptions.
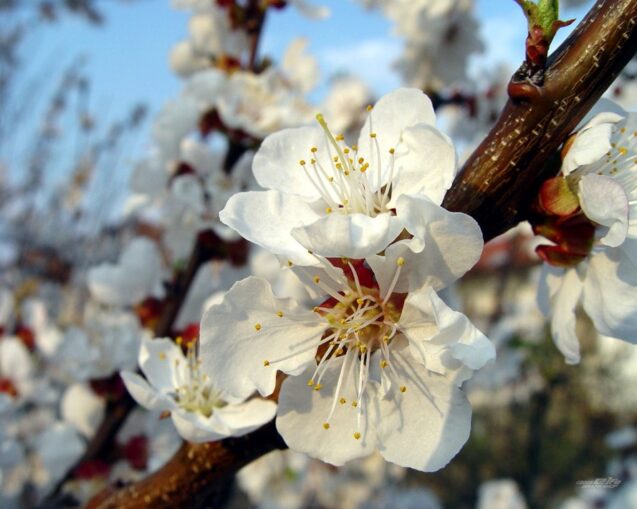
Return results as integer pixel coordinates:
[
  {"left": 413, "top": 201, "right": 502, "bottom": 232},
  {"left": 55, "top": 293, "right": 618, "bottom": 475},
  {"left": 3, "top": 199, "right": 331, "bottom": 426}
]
[
  {"left": 335, "top": 348, "right": 344, "bottom": 356},
  {"left": 313, "top": 306, "right": 320, "bottom": 313},
  {"left": 344, "top": 170, "right": 350, "bottom": 176},
  {"left": 287, "top": 260, "right": 293, "bottom": 267},
  {"left": 327, "top": 176, "right": 334, "bottom": 182},
  {"left": 254, "top": 323, "right": 262, "bottom": 331},
  {"left": 353, "top": 432, "right": 361, "bottom": 440},
  {"left": 620, "top": 147, "right": 628, "bottom": 155},
  {"left": 333, "top": 156, "right": 339, "bottom": 162},
  {"left": 176, "top": 337, "right": 183, "bottom": 345},
  {"left": 370, "top": 132, "right": 377, "bottom": 138},
  {"left": 389, "top": 148, "right": 395, "bottom": 154},
  {"left": 356, "top": 298, "right": 364, "bottom": 305},
  {"left": 314, "top": 383, "right": 322, "bottom": 391},
  {"left": 335, "top": 134, "right": 344, "bottom": 141},
  {"left": 313, "top": 276, "right": 321, "bottom": 284},
  {"left": 396, "top": 257, "right": 405, "bottom": 266},
  {"left": 360, "top": 163, "right": 369, "bottom": 173},
  {"left": 263, "top": 360, "right": 270, "bottom": 367},
  {"left": 621, "top": 127, "right": 627, "bottom": 133},
  {"left": 326, "top": 207, "right": 333, "bottom": 214},
  {"left": 323, "top": 422, "right": 330, "bottom": 430},
  {"left": 352, "top": 145, "right": 358, "bottom": 151},
  {"left": 310, "top": 158, "right": 316, "bottom": 164},
  {"left": 299, "top": 160, "right": 306, "bottom": 166},
  {"left": 343, "top": 199, "right": 349, "bottom": 205},
  {"left": 366, "top": 105, "right": 373, "bottom": 111},
  {"left": 380, "top": 360, "right": 388, "bottom": 369},
  {"left": 400, "top": 386, "right": 407, "bottom": 393},
  {"left": 276, "top": 310, "right": 284, "bottom": 318},
  {"left": 351, "top": 401, "right": 358, "bottom": 408},
  {"left": 383, "top": 335, "right": 389, "bottom": 343},
  {"left": 339, "top": 397, "right": 347, "bottom": 404},
  {"left": 311, "top": 147, "right": 318, "bottom": 153},
  {"left": 159, "top": 352, "right": 166, "bottom": 360},
  {"left": 335, "top": 163, "right": 343, "bottom": 170},
  {"left": 307, "top": 379, "right": 314, "bottom": 386},
  {"left": 343, "top": 147, "right": 350, "bottom": 154}
]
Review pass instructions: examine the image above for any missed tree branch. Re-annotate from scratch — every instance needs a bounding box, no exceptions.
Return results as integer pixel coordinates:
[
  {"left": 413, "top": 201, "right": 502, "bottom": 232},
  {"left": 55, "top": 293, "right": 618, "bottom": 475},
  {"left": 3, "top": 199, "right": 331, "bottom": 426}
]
[
  {"left": 83, "top": 1, "right": 637, "bottom": 507},
  {"left": 84, "top": 421, "right": 285, "bottom": 509},
  {"left": 443, "top": 0, "right": 637, "bottom": 242}
]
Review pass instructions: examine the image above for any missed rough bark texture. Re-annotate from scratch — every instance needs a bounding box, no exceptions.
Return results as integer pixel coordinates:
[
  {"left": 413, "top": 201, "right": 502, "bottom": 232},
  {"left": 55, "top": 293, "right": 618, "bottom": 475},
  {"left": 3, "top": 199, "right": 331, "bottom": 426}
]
[
  {"left": 443, "top": 0, "right": 637, "bottom": 242},
  {"left": 84, "top": 421, "right": 285, "bottom": 509},
  {"left": 83, "top": 1, "right": 637, "bottom": 508}
]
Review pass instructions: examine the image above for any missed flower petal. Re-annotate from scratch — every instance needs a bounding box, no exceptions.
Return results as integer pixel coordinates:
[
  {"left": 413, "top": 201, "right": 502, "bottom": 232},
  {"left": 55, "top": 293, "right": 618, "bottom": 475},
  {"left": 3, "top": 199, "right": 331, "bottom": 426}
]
[
  {"left": 220, "top": 190, "right": 321, "bottom": 265},
  {"left": 399, "top": 286, "right": 494, "bottom": 384},
  {"left": 356, "top": 88, "right": 435, "bottom": 175},
  {"left": 368, "top": 195, "right": 483, "bottom": 293},
  {"left": 583, "top": 249, "right": 637, "bottom": 343},
  {"left": 253, "top": 126, "right": 331, "bottom": 201},
  {"left": 291, "top": 212, "right": 403, "bottom": 258},
  {"left": 121, "top": 371, "right": 173, "bottom": 411},
  {"left": 276, "top": 358, "right": 377, "bottom": 466},
  {"left": 200, "top": 277, "right": 326, "bottom": 401},
  {"left": 374, "top": 343, "right": 471, "bottom": 472},
  {"left": 388, "top": 124, "right": 456, "bottom": 207},
  {"left": 578, "top": 174, "right": 629, "bottom": 247},
  {"left": 138, "top": 337, "right": 185, "bottom": 393},
  {"left": 537, "top": 265, "right": 583, "bottom": 364}
]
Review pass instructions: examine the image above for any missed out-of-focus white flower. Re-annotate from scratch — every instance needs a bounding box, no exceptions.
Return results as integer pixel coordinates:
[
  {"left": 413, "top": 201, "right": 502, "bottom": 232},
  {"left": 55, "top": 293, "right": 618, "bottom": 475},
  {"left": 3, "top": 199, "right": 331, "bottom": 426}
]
[
  {"left": 201, "top": 249, "right": 493, "bottom": 470},
  {"left": 87, "top": 237, "right": 165, "bottom": 307},
  {"left": 0, "top": 337, "right": 35, "bottom": 412},
  {"left": 221, "top": 88, "right": 460, "bottom": 265},
  {"left": 121, "top": 337, "right": 276, "bottom": 443},
  {"left": 368, "top": 0, "right": 484, "bottom": 90},
  {"left": 321, "top": 74, "right": 372, "bottom": 137},
  {"left": 477, "top": 479, "right": 528, "bottom": 509},
  {"left": 50, "top": 306, "right": 144, "bottom": 382},
  {"left": 29, "top": 422, "right": 85, "bottom": 496},
  {"left": 60, "top": 383, "right": 106, "bottom": 439}
]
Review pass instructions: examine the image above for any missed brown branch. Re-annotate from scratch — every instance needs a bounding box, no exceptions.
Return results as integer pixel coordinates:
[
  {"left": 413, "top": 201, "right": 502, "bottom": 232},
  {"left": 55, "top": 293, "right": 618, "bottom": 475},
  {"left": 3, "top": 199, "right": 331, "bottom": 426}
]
[
  {"left": 84, "top": 421, "right": 285, "bottom": 509},
  {"left": 84, "top": 1, "right": 637, "bottom": 508},
  {"left": 443, "top": 0, "right": 637, "bottom": 242}
]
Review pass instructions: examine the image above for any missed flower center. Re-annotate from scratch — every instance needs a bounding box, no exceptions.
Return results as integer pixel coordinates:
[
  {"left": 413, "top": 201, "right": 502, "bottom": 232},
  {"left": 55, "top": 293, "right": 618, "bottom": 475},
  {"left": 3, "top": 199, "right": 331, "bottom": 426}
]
[
  {"left": 307, "top": 258, "right": 408, "bottom": 438},
  {"left": 298, "top": 110, "right": 396, "bottom": 217},
  {"left": 172, "top": 339, "right": 225, "bottom": 417}
]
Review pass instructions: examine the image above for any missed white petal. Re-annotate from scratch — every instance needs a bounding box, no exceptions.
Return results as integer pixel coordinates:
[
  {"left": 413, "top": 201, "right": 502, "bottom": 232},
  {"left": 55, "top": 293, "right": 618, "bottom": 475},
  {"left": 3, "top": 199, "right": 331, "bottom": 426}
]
[
  {"left": 537, "top": 266, "right": 583, "bottom": 364},
  {"left": 276, "top": 359, "right": 377, "bottom": 466},
  {"left": 375, "top": 344, "right": 471, "bottom": 472},
  {"left": 399, "top": 287, "right": 494, "bottom": 384},
  {"left": 389, "top": 124, "right": 456, "bottom": 207},
  {"left": 138, "top": 337, "right": 185, "bottom": 393},
  {"left": 121, "top": 371, "right": 173, "bottom": 411},
  {"left": 562, "top": 120, "right": 618, "bottom": 175},
  {"left": 368, "top": 196, "right": 483, "bottom": 293},
  {"left": 291, "top": 212, "right": 403, "bottom": 258},
  {"left": 578, "top": 174, "right": 629, "bottom": 247},
  {"left": 583, "top": 249, "right": 637, "bottom": 343},
  {"left": 220, "top": 190, "right": 320, "bottom": 265},
  {"left": 214, "top": 398, "right": 277, "bottom": 435},
  {"left": 356, "top": 89, "right": 436, "bottom": 174},
  {"left": 253, "top": 126, "right": 329, "bottom": 201},
  {"left": 200, "top": 277, "right": 326, "bottom": 401}
]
